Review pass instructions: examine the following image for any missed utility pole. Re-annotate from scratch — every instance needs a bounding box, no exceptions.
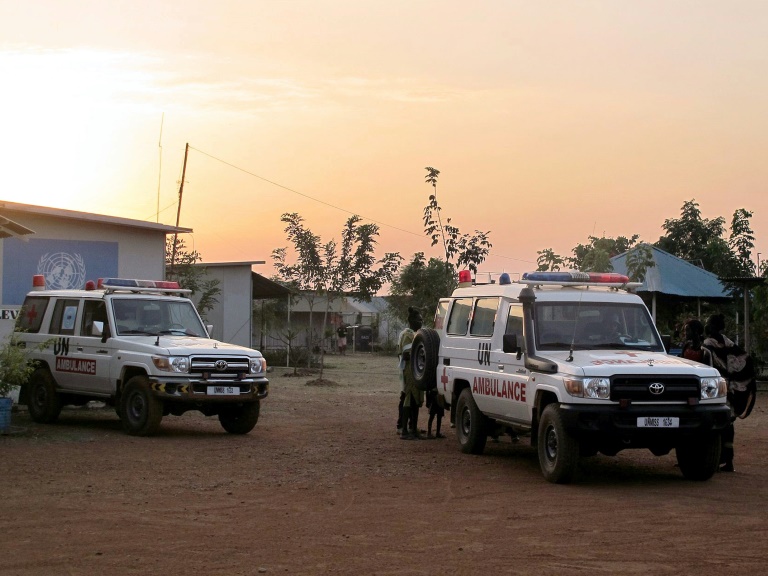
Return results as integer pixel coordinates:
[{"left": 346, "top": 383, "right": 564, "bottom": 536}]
[{"left": 170, "top": 143, "right": 189, "bottom": 274}]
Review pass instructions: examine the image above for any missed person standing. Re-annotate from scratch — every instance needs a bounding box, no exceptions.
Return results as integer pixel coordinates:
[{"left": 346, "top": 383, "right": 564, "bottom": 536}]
[
  {"left": 680, "top": 319, "right": 712, "bottom": 365},
  {"left": 426, "top": 388, "right": 445, "bottom": 439},
  {"left": 398, "top": 307, "right": 424, "bottom": 440},
  {"left": 337, "top": 323, "right": 348, "bottom": 355},
  {"left": 702, "top": 313, "right": 755, "bottom": 473}
]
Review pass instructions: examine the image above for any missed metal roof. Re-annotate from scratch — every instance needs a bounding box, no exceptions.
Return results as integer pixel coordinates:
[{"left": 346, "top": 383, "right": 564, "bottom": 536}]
[
  {"left": 610, "top": 245, "right": 729, "bottom": 298},
  {"left": 251, "top": 272, "right": 290, "bottom": 299},
  {"left": 0, "top": 200, "right": 191, "bottom": 234},
  {"left": 0, "top": 213, "right": 35, "bottom": 239}
]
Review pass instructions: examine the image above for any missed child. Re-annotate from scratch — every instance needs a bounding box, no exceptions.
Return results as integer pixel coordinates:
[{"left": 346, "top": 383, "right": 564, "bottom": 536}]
[{"left": 426, "top": 388, "right": 445, "bottom": 439}]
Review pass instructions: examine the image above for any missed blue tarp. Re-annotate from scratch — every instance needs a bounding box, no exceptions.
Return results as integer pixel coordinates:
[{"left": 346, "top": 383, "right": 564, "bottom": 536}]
[{"left": 611, "top": 245, "right": 729, "bottom": 298}]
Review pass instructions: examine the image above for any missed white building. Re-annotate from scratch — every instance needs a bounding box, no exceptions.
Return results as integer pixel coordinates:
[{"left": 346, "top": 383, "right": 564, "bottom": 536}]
[{"left": 0, "top": 200, "right": 189, "bottom": 340}]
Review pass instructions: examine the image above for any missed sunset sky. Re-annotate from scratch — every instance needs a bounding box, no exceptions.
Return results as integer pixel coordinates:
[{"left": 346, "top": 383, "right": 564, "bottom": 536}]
[{"left": 2, "top": 1, "right": 767, "bottom": 281}]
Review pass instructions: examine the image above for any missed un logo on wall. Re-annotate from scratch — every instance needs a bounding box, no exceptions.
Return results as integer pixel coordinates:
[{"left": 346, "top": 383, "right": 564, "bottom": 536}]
[{"left": 38, "top": 252, "right": 86, "bottom": 290}]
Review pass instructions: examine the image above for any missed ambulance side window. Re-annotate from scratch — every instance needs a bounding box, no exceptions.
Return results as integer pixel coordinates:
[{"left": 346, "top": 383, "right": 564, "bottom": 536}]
[
  {"left": 470, "top": 297, "right": 499, "bottom": 337},
  {"left": 17, "top": 296, "right": 49, "bottom": 333},
  {"left": 505, "top": 305, "right": 525, "bottom": 352},
  {"left": 446, "top": 298, "right": 472, "bottom": 335},
  {"left": 434, "top": 299, "right": 450, "bottom": 330},
  {"left": 50, "top": 299, "right": 80, "bottom": 336},
  {"left": 81, "top": 300, "right": 109, "bottom": 337}
]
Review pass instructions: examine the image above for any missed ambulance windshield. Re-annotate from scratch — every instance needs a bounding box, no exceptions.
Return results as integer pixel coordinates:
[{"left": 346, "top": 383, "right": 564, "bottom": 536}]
[
  {"left": 112, "top": 299, "right": 207, "bottom": 337},
  {"left": 534, "top": 302, "right": 664, "bottom": 352}
]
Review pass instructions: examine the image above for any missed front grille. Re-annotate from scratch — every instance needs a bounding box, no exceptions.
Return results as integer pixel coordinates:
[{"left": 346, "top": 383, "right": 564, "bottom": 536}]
[
  {"left": 190, "top": 356, "right": 250, "bottom": 381},
  {"left": 611, "top": 375, "right": 700, "bottom": 402}
]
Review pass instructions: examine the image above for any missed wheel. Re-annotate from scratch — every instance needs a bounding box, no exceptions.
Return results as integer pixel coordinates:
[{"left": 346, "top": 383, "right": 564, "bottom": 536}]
[
  {"left": 538, "top": 404, "right": 579, "bottom": 484},
  {"left": 27, "top": 368, "right": 62, "bottom": 423},
  {"left": 218, "top": 402, "right": 260, "bottom": 434},
  {"left": 411, "top": 328, "right": 440, "bottom": 391},
  {"left": 675, "top": 433, "right": 721, "bottom": 481},
  {"left": 120, "top": 376, "right": 163, "bottom": 436},
  {"left": 455, "top": 388, "right": 487, "bottom": 455}
]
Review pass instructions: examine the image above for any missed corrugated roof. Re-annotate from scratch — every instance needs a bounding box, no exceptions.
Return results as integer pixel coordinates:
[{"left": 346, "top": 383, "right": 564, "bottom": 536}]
[
  {"left": 0, "top": 200, "right": 191, "bottom": 234},
  {"left": 251, "top": 272, "right": 290, "bottom": 299},
  {"left": 611, "top": 245, "right": 729, "bottom": 298}
]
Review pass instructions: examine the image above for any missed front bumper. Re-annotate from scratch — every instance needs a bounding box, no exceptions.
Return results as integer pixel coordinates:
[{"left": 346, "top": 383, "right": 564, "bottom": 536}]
[
  {"left": 559, "top": 402, "right": 730, "bottom": 442},
  {"left": 148, "top": 376, "right": 269, "bottom": 403}
]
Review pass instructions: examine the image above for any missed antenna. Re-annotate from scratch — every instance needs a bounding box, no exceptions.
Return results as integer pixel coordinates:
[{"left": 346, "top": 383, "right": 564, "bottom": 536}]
[
  {"left": 157, "top": 113, "right": 164, "bottom": 223},
  {"left": 170, "top": 143, "right": 189, "bottom": 274}
]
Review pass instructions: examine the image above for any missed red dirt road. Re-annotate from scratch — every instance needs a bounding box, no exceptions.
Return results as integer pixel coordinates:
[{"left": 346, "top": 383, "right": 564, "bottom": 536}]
[{"left": 2, "top": 354, "right": 766, "bottom": 575}]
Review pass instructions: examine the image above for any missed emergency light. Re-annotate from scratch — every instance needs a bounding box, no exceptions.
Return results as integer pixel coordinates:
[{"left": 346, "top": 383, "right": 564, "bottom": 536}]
[
  {"left": 458, "top": 270, "right": 473, "bottom": 287},
  {"left": 522, "top": 271, "right": 631, "bottom": 284}
]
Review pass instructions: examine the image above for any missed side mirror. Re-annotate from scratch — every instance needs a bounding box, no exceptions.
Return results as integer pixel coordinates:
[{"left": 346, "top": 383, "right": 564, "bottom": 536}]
[
  {"left": 661, "top": 334, "right": 672, "bottom": 354},
  {"left": 206, "top": 324, "right": 214, "bottom": 337},
  {"left": 92, "top": 321, "right": 104, "bottom": 337}
]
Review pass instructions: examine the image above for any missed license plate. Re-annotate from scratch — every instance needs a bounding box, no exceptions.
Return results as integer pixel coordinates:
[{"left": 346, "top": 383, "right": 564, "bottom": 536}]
[
  {"left": 637, "top": 416, "right": 679, "bottom": 428},
  {"left": 207, "top": 386, "right": 239, "bottom": 396}
]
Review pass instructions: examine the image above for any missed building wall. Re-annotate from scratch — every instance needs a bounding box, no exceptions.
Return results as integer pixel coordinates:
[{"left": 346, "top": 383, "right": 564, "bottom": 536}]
[
  {"left": 0, "top": 211, "right": 169, "bottom": 340},
  {"left": 199, "top": 264, "right": 253, "bottom": 348}
]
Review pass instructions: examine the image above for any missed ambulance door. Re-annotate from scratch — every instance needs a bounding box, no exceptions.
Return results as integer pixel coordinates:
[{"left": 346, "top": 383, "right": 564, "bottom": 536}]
[
  {"left": 47, "top": 298, "right": 82, "bottom": 391},
  {"left": 465, "top": 297, "right": 500, "bottom": 415},
  {"left": 74, "top": 299, "right": 116, "bottom": 394},
  {"left": 488, "top": 302, "right": 530, "bottom": 424}
]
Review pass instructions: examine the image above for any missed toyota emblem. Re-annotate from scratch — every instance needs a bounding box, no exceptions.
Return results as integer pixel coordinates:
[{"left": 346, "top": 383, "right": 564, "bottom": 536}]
[
  {"left": 214, "top": 360, "right": 228, "bottom": 371},
  {"left": 648, "top": 382, "right": 665, "bottom": 395}
]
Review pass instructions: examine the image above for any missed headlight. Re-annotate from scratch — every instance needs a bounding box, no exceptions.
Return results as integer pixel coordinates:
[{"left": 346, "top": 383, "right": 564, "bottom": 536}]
[
  {"left": 564, "top": 377, "right": 611, "bottom": 399},
  {"left": 249, "top": 357, "right": 266, "bottom": 374},
  {"left": 152, "top": 355, "right": 189, "bottom": 373},
  {"left": 701, "top": 377, "right": 727, "bottom": 399}
]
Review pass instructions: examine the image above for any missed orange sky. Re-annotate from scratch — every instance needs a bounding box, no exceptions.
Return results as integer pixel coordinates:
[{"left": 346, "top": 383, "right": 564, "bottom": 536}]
[{"left": 2, "top": 1, "right": 767, "bottom": 280}]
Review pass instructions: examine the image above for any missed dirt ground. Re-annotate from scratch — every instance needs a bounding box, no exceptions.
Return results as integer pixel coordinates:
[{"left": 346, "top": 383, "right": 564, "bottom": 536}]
[{"left": 2, "top": 353, "right": 767, "bottom": 576}]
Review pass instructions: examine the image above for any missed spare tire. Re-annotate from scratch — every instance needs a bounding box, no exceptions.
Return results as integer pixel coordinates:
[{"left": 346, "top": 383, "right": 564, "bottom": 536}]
[{"left": 411, "top": 328, "right": 440, "bottom": 391}]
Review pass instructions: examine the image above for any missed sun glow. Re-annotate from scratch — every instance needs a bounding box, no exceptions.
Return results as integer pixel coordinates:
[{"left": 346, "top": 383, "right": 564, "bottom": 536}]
[{"left": 0, "top": 48, "right": 161, "bottom": 213}]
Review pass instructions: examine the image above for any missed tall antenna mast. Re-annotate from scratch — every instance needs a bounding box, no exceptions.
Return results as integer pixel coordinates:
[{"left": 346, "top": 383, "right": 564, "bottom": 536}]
[
  {"left": 170, "top": 142, "right": 189, "bottom": 273},
  {"left": 156, "top": 113, "right": 164, "bottom": 223}
]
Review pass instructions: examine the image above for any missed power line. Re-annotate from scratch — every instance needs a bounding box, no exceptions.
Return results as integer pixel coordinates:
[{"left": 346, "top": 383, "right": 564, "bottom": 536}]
[{"left": 187, "top": 145, "right": 535, "bottom": 265}]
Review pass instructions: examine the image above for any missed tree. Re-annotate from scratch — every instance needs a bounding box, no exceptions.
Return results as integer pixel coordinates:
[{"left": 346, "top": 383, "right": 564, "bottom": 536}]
[
  {"left": 165, "top": 237, "right": 221, "bottom": 320},
  {"left": 389, "top": 253, "right": 457, "bottom": 327},
  {"left": 655, "top": 199, "right": 731, "bottom": 272},
  {"left": 729, "top": 208, "right": 756, "bottom": 276},
  {"left": 625, "top": 243, "right": 655, "bottom": 283},
  {"left": 423, "top": 167, "right": 492, "bottom": 273},
  {"left": 536, "top": 249, "right": 565, "bottom": 272},
  {"left": 536, "top": 234, "right": 653, "bottom": 282},
  {"left": 273, "top": 213, "right": 401, "bottom": 378},
  {"left": 570, "top": 235, "right": 642, "bottom": 272}
]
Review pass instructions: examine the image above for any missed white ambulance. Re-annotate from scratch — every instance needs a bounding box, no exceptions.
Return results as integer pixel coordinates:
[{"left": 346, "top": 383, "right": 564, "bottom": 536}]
[
  {"left": 410, "top": 270, "right": 730, "bottom": 483},
  {"left": 14, "top": 276, "right": 268, "bottom": 436}
]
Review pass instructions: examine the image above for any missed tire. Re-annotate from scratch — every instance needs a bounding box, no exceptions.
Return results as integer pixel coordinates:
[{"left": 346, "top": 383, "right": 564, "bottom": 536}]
[
  {"left": 675, "top": 433, "right": 721, "bottom": 481},
  {"left": 538, "top": 404, "right": 579, "bottom": 484},
  {"left": 218, "top": 402, "right": 260, "bottom": 434},
  {"left": 120, "top": 376, "right": 163, "bottom": 436},
  {"left": 27, "top": 368, "right": 62, "bottom": 424},
  {"left": 411, "top": 328, "right": 440, "bottom": 391},
  {"left": 455, "top": 388, "right": 488, "bottom": 455}
]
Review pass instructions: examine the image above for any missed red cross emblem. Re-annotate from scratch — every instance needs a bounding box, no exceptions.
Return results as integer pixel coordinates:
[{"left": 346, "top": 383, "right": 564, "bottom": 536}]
[
  {"left": 441, "top": 367, "right": 449, "bottom": 391},
  {"left": 26, "top": 305, "right": 38, "bottom": 324}
]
